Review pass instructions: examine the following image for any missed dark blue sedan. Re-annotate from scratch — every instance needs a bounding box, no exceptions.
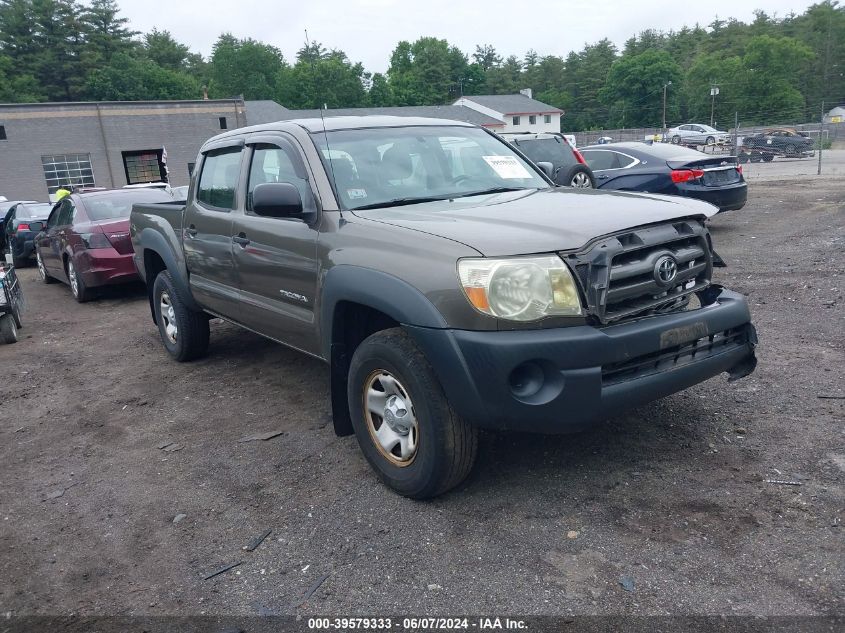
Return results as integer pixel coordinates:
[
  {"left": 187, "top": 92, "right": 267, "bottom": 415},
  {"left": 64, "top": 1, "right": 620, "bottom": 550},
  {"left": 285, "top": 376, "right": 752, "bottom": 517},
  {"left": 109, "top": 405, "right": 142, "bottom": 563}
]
[
  {"left": 3, "top": 201, "right": 54, "bottom": 266},
  {"left": 579, "top": 142, "right": 747, "bottom": 213}
]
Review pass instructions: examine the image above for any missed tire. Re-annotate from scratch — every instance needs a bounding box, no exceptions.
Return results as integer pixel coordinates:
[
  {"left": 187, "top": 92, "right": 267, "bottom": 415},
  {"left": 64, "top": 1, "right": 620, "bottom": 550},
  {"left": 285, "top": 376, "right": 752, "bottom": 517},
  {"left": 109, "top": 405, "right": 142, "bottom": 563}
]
[
  {"left": 750, "top": 151, "right": 763, "bottom": 163},
  {"left": 671, "top": 135, "right": 681, "bottom": 144},
  {"left": 738, "top": 152, "right": 750, "bottom": 164},
  {"left": 785, "top": 144, "right": 796, "bottom": 155},
  {"left": 0, "top": 314, "right": 18, "bottom": 344},
  {"left": 36, "top": 250, "right": 56, "bottom": 284},
  {"left": 706, "top": 136, "right": 715, "bottom": 145},
  {"left": 152, "top": 269, "right": 209, "bottom": 361},
  {"left": 762, "top": 153, "right": 774, "bottom": 162},
  {"left": 347, "top": 328, "right": 478, "bottom": 499},
  {"left": 566, "top": 165, "right": 595, "bottom": 188},
  {"left": 67, "top": 257, "right": 94, "bottom": 303}
]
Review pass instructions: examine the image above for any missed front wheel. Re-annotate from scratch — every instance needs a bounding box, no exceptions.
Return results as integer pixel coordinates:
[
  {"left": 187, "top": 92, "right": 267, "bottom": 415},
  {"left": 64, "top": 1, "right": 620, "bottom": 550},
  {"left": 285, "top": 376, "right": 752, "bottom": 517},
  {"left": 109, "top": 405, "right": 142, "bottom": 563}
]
[
  {"left": 785, "top": 144, "right": 797, "bottom": 155},
  {"left": 0, "top": 314, "right": 18, "bottom": 344},
  {"left": 152, "top": 270, "right": 209, "bottom": 361},
  {"left": 671, "top": 135, "right": 681, "bottom": 144},
  {"left": 347, "top": 328, "right": 478, "bottom": 499},
  {"left": 36, "top": 250, "right": 56, "bottom": 284},
  {"left": 706, "top": 136, "right": 716, "bottom": 145}
]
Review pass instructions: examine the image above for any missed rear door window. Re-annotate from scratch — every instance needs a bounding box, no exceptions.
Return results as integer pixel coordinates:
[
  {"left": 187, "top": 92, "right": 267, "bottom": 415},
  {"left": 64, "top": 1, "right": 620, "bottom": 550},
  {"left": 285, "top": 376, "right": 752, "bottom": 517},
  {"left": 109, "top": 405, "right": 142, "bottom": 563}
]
[
  {"left": 581, "top": 150, "right": 621, "bottom": 171},
  {"left": 514, "top": 138, "right": 577, "bottom": 168},
  {"left": 198, "top": 149, "right": 242, "bottom": 210}
]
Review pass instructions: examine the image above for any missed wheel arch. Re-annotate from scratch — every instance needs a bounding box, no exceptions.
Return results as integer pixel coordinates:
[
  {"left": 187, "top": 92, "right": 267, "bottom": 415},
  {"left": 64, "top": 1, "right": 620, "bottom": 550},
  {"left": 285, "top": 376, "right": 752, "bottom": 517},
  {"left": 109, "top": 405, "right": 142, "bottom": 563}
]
[
  {"left": 319, "top": 266, "right": 448, "bottom": 436},
  {"left": 137, "top": 228, "right": 199, "bottom": 322}
]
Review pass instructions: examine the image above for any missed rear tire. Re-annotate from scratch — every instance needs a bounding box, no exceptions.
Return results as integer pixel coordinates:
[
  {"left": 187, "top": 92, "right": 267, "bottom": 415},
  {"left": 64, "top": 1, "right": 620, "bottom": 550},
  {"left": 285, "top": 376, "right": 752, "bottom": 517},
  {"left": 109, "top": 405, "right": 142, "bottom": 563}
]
[
  {"left": 347, "top": 328, "right": 478, "bottom": 499},
  {"left": 36, "top": 250, "right": 56, "bottom": 284},
  {"left": 671, "top": 135, "right": 681, "bottom": 144},
  {"left": 706, "top": 136, "right": 716, "bottom": 145},
  {"left": 566, "top": 165, "right": 595, "bottom": 188},
  {"left": 0, "top": 314, "right": 18, "bottom": 344},
  {"left": 762, "top": 153, "right": 774, "bottom": 162},
  {"left": 785, "top": 144, "right": 796, "bottom": 155},
  {"left": 67, "top": 258, "right": 95, "bottom": 303},
  {"left": 152, "top": 270, "right": 209, "bottom": 361}
]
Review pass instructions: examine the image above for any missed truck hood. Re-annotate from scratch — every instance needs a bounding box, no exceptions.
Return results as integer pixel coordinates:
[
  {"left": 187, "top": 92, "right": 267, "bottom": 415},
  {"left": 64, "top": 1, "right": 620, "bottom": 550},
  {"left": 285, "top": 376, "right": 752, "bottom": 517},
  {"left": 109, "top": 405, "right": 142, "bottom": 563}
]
[{"left": 353, "top": 188, "right": 718, "bottom": 256}]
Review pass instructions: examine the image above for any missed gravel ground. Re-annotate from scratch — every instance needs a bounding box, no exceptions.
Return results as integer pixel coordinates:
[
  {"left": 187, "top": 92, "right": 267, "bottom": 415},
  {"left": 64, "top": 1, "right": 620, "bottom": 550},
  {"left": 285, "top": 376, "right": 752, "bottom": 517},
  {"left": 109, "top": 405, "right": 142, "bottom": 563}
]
[{"left": 0, "top": 178, "right": 842, "bottom": 618}]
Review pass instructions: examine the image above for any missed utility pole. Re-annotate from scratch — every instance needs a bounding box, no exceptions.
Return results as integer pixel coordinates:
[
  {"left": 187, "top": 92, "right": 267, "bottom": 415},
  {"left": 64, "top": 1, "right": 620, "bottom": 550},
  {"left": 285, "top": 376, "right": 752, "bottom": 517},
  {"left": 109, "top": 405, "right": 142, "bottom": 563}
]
[
  {"left": 733, "top": 111, "right": 739, "bottom": 156},
  {"left": 818, "top": 101, "right": 825, "bottom": 176},
  {"left": 662, "top": 81, "right": 672, "bottom": 139},
  {"left": 710, "top": 85, "right": 719, "bottom": 127}
]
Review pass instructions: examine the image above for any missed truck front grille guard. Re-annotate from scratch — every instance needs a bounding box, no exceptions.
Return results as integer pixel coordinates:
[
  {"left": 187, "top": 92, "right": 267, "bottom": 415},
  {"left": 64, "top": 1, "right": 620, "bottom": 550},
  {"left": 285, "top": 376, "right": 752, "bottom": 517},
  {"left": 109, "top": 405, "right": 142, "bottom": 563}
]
[{"left": 562, "top": 221, "right": 714, "bottom": 325}]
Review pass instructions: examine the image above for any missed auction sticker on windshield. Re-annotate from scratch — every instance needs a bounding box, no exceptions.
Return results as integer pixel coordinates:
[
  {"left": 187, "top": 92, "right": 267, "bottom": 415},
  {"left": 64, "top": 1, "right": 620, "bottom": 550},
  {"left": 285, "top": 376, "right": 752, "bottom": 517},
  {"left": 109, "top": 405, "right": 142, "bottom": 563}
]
[{"left": 482, "top": 155, "right": 533, "bottom": 179}]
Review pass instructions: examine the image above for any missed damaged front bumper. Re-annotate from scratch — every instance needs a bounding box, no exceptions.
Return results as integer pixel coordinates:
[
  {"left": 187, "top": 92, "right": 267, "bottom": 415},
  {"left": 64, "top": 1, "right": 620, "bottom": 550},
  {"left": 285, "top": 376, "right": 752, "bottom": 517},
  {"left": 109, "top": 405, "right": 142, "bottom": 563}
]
[{"left": 408, "top": 286, "right": 758, "bottom": 434}]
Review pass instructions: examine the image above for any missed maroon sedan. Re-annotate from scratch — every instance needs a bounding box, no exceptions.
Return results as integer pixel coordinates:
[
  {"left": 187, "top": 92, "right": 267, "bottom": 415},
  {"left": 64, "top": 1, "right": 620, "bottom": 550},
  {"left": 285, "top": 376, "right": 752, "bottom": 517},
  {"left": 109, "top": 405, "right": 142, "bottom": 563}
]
[{"left": 34, "top": 189, "right": 173, "bottom": 302}]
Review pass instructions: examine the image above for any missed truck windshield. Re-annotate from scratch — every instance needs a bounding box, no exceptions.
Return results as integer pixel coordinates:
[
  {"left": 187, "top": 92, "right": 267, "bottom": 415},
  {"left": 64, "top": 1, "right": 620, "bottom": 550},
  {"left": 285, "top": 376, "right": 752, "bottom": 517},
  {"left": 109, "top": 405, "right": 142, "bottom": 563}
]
[{"left": 312, "top": 126, "right": 549, "bottom": 211}]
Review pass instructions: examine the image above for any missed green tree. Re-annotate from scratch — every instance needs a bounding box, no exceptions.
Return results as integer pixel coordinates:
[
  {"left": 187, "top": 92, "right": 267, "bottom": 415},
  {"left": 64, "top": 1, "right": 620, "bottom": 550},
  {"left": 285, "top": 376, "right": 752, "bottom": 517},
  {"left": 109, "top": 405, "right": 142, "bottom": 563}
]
[
  {"left": 600, "top": 49, "right": 683, "bottom": 127},
  {"left": 386, "top": 37, "right": 468, "bottom": 105},
  {"left": 0, "top": 53, "right": 44, "bottom": 101},
  {"left": 79, "top": 0, "right": 137, "bottom": 65},
  {"left": 83, "top": 51, "right": 200, "bottom": 100},
  {"left": 209, "top": 33, "right": 286, "bottom": 100},
  {"left": 561, "top": 39, "right": 618, "bottom": 129},
  {"left": 143, "top": 28, "right": 190, "bottom": 71},
  {"left": 484, "top": 55, "right": 522, "bottom": 94},
  {"left": 278, "top": 48, "right": 368, "bottom": 109},
  {"left": 472, "top": 44, "right": 501, "bottom": 71},
  {"left": 368, "top": 71, "right": 393, "bottom": 106}
]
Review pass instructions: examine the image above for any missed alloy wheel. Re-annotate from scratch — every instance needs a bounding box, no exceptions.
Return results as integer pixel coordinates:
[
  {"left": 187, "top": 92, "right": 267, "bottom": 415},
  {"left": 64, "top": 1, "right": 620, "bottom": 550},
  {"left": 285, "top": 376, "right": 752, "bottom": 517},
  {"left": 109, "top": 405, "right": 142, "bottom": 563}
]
[
  {"left": 37, "top": 252, "right": 46, "bottom": 280},
  {"left": 363, "top": 370, "right": 419, "bottom": 466},
  {"left": 571, "top": 172, "right": 592, "bottom": 188},
  {"left": 68, "top": 260, "right": 79, "bottom": 297},
  {"left": 159, "top": 292, "right": 178, "bottom": 344}
]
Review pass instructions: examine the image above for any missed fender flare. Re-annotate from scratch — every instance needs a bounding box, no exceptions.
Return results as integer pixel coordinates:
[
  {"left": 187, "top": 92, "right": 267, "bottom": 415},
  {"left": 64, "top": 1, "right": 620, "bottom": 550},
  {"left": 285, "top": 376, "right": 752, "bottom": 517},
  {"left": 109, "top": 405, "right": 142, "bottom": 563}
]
[
  {"left": 137, "top": 228, "right": 201, "bottom": 316},
  {"left": 318, "top": 265, "right": 447, "bottom": 359}
]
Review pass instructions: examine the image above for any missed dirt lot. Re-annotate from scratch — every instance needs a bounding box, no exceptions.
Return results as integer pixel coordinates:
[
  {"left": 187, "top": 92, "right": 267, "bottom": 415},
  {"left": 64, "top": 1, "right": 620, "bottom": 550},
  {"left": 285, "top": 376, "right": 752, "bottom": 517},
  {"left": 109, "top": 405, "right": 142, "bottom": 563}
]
[{"left": 1, "top": 178, "right": 843, "bottom": 619}]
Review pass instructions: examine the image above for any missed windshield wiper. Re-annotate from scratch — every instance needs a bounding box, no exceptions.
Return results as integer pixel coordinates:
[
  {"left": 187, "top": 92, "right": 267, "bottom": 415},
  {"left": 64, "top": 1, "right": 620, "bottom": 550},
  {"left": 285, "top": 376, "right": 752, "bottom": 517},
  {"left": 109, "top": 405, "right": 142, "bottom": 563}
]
[
  {"left": 451, "top": 186, "right": 536, "bottom": 199},
  {"left": 351, "top": 195, "right": 454, "bottom": 211}
]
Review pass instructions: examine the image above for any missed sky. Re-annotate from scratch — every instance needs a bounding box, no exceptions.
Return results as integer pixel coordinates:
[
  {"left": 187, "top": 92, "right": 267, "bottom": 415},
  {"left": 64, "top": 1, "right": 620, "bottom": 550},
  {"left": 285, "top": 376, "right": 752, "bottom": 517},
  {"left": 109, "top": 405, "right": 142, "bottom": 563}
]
[{"left": 119, "top": 0, "right": 818, "bottom": 73}]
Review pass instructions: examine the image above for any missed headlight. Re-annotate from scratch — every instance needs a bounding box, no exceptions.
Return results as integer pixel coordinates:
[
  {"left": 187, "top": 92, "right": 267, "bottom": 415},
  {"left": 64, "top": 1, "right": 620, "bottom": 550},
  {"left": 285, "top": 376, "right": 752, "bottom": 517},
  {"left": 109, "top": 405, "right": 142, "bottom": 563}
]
[{"left": 457, "top": 255, "right": 582, "bottom": 321}]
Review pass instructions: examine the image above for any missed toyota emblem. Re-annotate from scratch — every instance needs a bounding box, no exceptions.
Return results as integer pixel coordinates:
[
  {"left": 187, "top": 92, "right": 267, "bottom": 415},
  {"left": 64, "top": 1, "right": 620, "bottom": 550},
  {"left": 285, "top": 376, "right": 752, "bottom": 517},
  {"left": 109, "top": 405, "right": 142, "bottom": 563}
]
[{"left": 654, "top": 255, "right": 678, "bottom": 285}]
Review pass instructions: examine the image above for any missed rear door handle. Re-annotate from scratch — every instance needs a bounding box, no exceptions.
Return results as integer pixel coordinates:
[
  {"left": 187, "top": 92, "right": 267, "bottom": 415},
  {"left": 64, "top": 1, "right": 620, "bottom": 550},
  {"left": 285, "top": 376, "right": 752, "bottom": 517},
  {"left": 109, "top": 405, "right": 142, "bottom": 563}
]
[{"left": 233, "top": 234, "right": 250, "bottom": 247}]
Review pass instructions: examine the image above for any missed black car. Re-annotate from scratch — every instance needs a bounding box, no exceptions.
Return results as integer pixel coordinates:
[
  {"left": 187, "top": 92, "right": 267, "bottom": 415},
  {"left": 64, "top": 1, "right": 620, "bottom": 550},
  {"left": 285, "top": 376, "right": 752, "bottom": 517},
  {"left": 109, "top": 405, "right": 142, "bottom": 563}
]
[
  {"left": 742, "top": 128, "right": 814, "bottom": 156},
  {"left": 3, "top": 202, "right": 54, "bottom": 266},
  {"left": 579, "top": 142, "right": 747, "bottom": 212},
  {"left": 502, "top": 133, "right": 596, "bottom": 188}
]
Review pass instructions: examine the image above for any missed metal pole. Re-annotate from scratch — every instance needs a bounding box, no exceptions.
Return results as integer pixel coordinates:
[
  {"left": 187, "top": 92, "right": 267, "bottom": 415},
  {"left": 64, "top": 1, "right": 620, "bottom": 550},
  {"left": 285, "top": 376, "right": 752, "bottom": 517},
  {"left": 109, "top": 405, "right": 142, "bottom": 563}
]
[
  {"left": 662, "top": 84, "right": 667, "bottom": 136},
  {"left": 733, "top": 111, "right": 739, "bottom": 156},
  {"left": 818, "top": 101, "right": 824, "bottom": 176}
]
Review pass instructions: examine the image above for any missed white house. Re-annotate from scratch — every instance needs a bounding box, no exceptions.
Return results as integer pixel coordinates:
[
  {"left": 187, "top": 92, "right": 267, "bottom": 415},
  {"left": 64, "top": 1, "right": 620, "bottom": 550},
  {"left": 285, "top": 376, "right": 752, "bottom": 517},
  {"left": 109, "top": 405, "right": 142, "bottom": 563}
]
[{"left": 453, "top": 89, "right": 563, "bottom": 133}]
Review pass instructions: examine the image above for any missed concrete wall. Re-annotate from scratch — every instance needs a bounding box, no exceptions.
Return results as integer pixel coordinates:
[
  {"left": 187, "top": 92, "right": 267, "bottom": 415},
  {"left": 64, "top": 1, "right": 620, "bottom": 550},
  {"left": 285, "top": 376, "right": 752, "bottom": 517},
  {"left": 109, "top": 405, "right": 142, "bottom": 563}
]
[{"left": 0, "top": 100, "right": 245, "bottom": 201}]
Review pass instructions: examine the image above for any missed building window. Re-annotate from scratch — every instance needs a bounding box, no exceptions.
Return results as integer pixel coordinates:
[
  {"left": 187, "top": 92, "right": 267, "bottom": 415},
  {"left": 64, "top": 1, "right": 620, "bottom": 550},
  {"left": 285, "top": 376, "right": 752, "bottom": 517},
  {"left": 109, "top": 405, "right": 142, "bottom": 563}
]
[
  {"left": 512, "top": 116, "right": 520, "bottom": 125},
  {"left": 544, "top": 115, "right": 551, "bottom": 124},
  {"left": 529, "top": 115, "right": 536, "bottom": 125},
  {"left": 219, "top": 117, "right": 228, "bottom": 130},
  {"left": 0, "top": 125, "right": 6, "bottom": 140},
  {"left": 41, "top": 153, "right": 95, "bottom": 193},
  {"left": 122, "top": 150, "right": 166, "bottom": 185}
]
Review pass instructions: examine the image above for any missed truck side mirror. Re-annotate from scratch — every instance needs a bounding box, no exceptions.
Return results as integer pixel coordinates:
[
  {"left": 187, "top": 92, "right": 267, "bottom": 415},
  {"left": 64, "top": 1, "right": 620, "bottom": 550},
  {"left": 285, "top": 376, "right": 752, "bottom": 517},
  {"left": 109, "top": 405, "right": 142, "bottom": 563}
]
[
  {"left": 252, "top": 182, "right": 305, "bottom": 218},
  {"left": 536, "top": 161, "right": 554, "bottom": 179}
]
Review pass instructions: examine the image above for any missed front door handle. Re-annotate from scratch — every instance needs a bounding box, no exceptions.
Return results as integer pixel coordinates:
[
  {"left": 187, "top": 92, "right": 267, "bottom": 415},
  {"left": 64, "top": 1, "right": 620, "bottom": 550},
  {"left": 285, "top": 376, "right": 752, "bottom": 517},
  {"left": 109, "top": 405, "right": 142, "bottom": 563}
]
[
  {"left": 233, "top": 234, "right": 250, "bottom": 247},
  {"left": 597, "top": 174, "right": 609, "bottom": 180},
  {"left": 185, "top": 225, "right": 198, "bottom": 237}
]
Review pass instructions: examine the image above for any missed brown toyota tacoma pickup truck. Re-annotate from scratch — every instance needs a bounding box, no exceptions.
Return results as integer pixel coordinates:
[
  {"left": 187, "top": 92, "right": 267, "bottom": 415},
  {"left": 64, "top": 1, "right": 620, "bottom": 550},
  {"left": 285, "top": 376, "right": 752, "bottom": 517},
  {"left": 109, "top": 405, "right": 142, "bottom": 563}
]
[{"left": 130, "top": 116, "right": 757, "bottom": 499}]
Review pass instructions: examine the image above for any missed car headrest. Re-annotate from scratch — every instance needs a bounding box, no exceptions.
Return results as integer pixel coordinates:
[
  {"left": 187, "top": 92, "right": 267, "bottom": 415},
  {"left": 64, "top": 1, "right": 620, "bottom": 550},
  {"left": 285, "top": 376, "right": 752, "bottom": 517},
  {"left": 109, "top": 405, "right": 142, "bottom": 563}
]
[{"left": 380, "top": 145, "right": 413, "bottom": 182}]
